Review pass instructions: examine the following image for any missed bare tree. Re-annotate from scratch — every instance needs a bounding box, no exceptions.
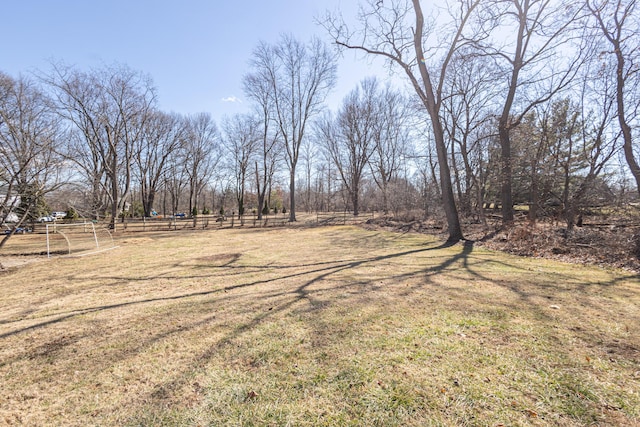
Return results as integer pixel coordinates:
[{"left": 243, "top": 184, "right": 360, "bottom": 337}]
[
  {"left": 322, "top": 0, "right": 489, "bottom": 241},
  {"left": 243, "top": 67, "right": 282, "bottom": 219},
  {"left": 587, "top": 0, "right": 640, "bottom": 197},
  {"left": 0, "top": 72, "right": 64, "bottom": 250},
  {"left": 163, "top": 149, "right": 189, "bottom": 217},
  {"left": 480, "top": 0, "right": 586, "bottom": 223},
  {"left": 223, "top": 114, "right": 259, "bottom": 218},
  {"left": 318, "top": 78, "right": 379, "bottom": 216},
  {"left": 441, "top": 50, "right": 499, "bottom": 223},
  {"left": 370, "top": 84, "right": 411, "bottom": 214},
  {"left": 46, "top": 68, "right": 106, "bottom": 220},
  {"left": 46, "top": 63, "right": 156, "bottom": 229},
  {"left": 301, "top": 139, "right": 318, "bottom": 213},
  {"left": 183, "top": 113, "right": 221, "bottom": 216},
  {"left": 249, "top": 34, "right": 337, "bottom": 222},
  {"left": 548, "top": 69, "right": 618, "bottom": 229},
  {"left": 134, "top": 110, "right": 185, "bottom": 217}
]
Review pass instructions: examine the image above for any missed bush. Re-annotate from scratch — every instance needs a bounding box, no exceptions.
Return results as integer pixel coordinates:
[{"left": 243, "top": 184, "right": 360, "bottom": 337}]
[
  {"left": 192, "top": 207, "right": 198, "bottom": 217},
  {"left": 132, "top": 202, "right": 144, "bottom": 217},
  {"left": 202, "top": 207, "right": 211, "bottom": 215},
  {"left": 66, "top": 207, "right": 79, "bottom": 221}
]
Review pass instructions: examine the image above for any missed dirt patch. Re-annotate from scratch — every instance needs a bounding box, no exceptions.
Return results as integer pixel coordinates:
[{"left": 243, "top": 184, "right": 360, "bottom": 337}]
[
  {"left": 0, "top": 255, "right": 47, "bottom": 270},
  {"left": 118, "top": 237, "right": 156, "bottom": 245},
  {"left": 196, "top": 253, "right": 242, "bottom": 266}
]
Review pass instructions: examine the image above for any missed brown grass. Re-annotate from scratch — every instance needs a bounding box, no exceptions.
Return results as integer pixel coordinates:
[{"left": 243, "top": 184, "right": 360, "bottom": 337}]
[{"left": 0, "top": 226, "right": 639, "bottom": 426}]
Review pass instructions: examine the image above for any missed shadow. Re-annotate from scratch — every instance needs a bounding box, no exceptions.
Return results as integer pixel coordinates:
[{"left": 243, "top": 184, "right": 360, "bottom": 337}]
[
  {"left": 0, "top": 240, "right": 457, "bottom": 340},
  {"left": 2, "top": 229, "right": 638, "bottom": 424},
  {"left": 3, "top": 234, "right": 632, "bottom": 343}
]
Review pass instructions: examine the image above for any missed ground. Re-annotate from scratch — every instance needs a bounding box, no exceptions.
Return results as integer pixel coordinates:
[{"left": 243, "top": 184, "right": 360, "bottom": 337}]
[
  {"left": 2, "top": 214, "right": 639, "bottom": 273},
  {"left": 0, "top": 255, "right": 48, "bottom": 269},
  {"left": 0, "top": 226, "right": 638, "bottom": 426}
]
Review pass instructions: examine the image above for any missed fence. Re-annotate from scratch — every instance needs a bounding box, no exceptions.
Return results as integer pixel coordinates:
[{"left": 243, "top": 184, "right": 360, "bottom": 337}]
[
  {"left": 316, "top": 211, "right": 374, "bottom": 226},
  {"left": 20, "top": 211, "right": 374, "bottom": 236},
  {"left": 0, "top": 212, "right": 378, "bottom": 258},
  {"left": 111, "top": 213, "right": 292, "bottom": 233},
  {"left": 108, "top": 211, "right": 374, "bottom": 232}
]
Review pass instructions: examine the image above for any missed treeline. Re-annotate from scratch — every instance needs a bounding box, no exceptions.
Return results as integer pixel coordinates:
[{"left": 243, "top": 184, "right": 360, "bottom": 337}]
[
  {"left": 321, "top": 0, "right": 640, "bottom": 241},
  {"left": 1, "top": 0, "right": 639, "bottom": 245}
]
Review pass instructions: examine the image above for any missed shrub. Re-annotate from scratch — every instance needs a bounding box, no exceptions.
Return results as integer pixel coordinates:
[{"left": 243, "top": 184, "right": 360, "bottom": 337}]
[{"left": 66, "top": 207, "right": 79, "bottom": 221}]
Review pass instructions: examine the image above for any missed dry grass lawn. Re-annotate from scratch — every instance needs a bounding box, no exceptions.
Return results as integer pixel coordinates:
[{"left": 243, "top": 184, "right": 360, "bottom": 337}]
[{"left": 0, "top": 226, "right": 639, "bottom": 426}]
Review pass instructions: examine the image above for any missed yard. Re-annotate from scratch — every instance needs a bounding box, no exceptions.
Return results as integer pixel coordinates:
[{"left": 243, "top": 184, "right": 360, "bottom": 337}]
[{"left": 0, "top": 226, "right": 638, "bottom": 426}]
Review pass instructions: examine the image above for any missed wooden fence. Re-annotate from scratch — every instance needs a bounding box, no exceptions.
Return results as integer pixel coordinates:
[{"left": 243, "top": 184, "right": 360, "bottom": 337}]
[
  {"left": 113, "top": 214, "right": 291, "bottom": 233},
  {"left": 23, "top": 211, "right": 375, "bottom": 235},
  {"left": 316, "top": 211, "right": 374, "bottom": 226}
]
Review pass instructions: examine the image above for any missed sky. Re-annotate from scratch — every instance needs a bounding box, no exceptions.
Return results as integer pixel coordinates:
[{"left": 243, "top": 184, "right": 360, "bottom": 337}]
[{"left": 2, "top": 0, "right": 393, "bottom": 120}]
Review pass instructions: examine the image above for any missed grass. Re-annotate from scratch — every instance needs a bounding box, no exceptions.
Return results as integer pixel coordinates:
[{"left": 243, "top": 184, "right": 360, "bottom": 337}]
[{"left": 0, "top": 226, "right": 639, "bottom": 426}]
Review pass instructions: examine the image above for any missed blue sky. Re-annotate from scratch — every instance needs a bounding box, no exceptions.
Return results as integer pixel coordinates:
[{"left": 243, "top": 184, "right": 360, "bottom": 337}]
[{"left": 2, "top": 0, "right": 390, "bottom": 119}]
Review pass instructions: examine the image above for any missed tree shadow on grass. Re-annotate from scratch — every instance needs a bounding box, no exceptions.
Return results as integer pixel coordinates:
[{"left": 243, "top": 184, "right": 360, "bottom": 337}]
[
  {"left": 0, "top": 241, "right": 456, "bottom": 340},
  {"left": 1, "top": 234, "right": 638, "bottom": 423},
  {"left": 2, "top": 237, "right": 634, "bottom": 343},
  {"left": 141, "top": 239, "right": 639, "bottom": 415}
]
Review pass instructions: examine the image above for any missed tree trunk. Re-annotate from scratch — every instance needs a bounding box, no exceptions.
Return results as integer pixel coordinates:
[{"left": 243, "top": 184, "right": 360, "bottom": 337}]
[
  {"left": 565, "top": 175, "right": 594, "bottom": 231},
  {"left": 352, "top": 184, "right": 360, "bottom": 216},
  {"left": 614, "top": 43, "right": 640, "bottom": 196},
  {"left": 475, "top": 183, "right": 486, "bottom": 226},
  {"left": 143, "top": 188, "right": 156, "bottom": 217},
  {"left": 411, "top": 0, "right": 462, "bottom": 242},
  {"left": 256, "top": 162, "right": 264, "bottom": 220},
  {"left": 498, "top": 124, "right": 514, "bottom": 224},
  {"left": 434, "top": 122, "right": 463, "bottom": 242},
  {"left": 289, "top": 169, "right": 296, "bottom": 222},
  {"left": 110, "top": 157, "right": 119, "bottom": 231},
  {"left": 91, "top": 178, "right": 102, "bottom": 221},
  {"left": 528, "top": 172, "right": 539, "bottom": 224},
  {"left": 0, "top": 206, "right": 31, "bottom": 250},
  {"left": 382, "top": 181, "right": 389, "bottom": 214},
  {"left": 451, "top": 139, "right": 465, "bottom": 213}
]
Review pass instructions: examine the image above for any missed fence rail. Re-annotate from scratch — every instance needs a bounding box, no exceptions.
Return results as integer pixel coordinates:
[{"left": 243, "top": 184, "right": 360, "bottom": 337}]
[
  {"left": 113, "top": 214, "right": 292, "bottom": 233},
  {"left": 316, "top": 211, "right": 374, "bottom": 226},
  {"left": 112, "top": 211, "right": 375, "bottom": 231},
  {"left": 11, "top": 211, "right": 375, "bottom": 235}
]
